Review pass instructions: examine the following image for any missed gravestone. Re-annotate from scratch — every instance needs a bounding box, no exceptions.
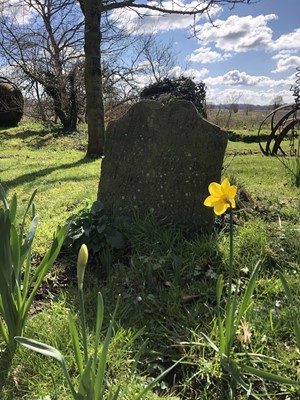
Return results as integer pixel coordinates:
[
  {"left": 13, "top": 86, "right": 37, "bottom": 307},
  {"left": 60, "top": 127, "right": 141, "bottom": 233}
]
[{"left": 98, "top": 100, "right": 227, "bottom": 231}]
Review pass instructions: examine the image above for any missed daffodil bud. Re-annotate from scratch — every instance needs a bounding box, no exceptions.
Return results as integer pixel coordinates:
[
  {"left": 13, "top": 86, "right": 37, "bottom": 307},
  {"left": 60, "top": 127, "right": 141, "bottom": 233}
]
[{"left": 77, "top": 244, "right": 88, "bottom": 290}]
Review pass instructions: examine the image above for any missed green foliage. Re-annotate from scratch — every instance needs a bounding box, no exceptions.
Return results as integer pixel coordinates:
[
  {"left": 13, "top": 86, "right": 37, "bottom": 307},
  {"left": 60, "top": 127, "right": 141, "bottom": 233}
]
[
  {"left": 64, "top": 200, "right": 126, "bottom": 275},
  {"left": 0, "top": 184, "right": 67, "bottom": 386},
  {"left": 16, "top": 292, "right": 119, "bottom": 400},
  {"left": 140, "top": 76, "right": 207, "bottom": 118},
  {"left": 195, "top": 205, "right": 300, "bottom": 399},
  {"left": 16, "top": 246, "right": 178, "bottom": 400},
  {"left": 277, "top": 151, "right": 300, "bottom": 188},
  {"left": 1, "top": 122, "right": 300, "bottom": 399}
]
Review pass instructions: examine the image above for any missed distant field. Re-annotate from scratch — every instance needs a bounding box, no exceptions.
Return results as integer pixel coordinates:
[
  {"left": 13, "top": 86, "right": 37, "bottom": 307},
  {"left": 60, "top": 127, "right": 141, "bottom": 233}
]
[{"left": 207, "top": 106, "right": 298, "bottom": 133}]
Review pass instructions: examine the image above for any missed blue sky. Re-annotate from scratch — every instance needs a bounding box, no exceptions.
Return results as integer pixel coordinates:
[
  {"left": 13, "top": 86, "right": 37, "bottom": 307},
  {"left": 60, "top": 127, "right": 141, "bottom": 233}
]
[
  {"left": 2, "top": 0, "right": 299, "bottom": 106},
  {"left": 112, "top": 0, "right": 300, "bottom": 105}
]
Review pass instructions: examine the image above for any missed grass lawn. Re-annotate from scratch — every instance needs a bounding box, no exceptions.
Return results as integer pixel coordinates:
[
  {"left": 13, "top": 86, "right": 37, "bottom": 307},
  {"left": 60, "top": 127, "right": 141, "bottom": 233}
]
[{"left": 0, "top": 118, "right": 300, "bottom": 399}]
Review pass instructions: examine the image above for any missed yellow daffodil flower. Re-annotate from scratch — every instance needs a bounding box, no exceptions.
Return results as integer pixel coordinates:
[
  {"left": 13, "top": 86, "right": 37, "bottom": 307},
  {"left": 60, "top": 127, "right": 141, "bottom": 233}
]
[{"left": 204, "top": 178, "right": 237, "bottom": 215}]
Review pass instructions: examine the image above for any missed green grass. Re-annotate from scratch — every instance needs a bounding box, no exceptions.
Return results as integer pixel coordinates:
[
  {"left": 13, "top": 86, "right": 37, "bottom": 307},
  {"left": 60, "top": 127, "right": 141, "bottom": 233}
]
[
  {"left": 0, "top": 122, "right": 100, "bottom": 252},
  {"left": 1, "top": 120, "right": 300, "bottom": 399}
]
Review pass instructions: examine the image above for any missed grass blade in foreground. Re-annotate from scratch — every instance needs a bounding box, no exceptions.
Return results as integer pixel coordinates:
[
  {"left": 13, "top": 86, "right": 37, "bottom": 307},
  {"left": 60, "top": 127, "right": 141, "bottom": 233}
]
[
  {"left": 278, "top": 271, "right": 300, "bottom": 349},
  {"left": 15, "top": 337, "right": 77, "bottom": 398},
  {"left": 15, "top": 245, "right": 178, "bottom": 400},
  {"left": 0, "top": 184, "right": 67, "bottom": 387}
]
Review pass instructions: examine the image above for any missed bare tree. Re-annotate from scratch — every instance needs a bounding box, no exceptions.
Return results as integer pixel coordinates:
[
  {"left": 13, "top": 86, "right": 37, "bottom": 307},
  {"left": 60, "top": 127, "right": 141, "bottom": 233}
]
[
  {"left": 101, "top": 33, "right": 178, "bottom": 115},
  {"left": 133, "top": 34, "right": 177, "bottom": 83},
  {"left": 0, "top": 0, "right": 85, "bottom": 131},
  {"left": 78, "top": 0, "right": 262, "bottom": 156},
  {"left": 225, "top": 93, "right": 242, "bottom": 128},
  {"left": 271, "top": 95, "right": 284, "bottom": 110}
]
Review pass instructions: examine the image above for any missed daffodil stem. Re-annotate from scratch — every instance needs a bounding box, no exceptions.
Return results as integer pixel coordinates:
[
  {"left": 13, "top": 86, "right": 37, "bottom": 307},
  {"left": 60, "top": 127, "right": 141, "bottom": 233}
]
[
  {"left": 79, "top": 288, "right": 88, "bottom": 363},
  {"left": 225, "top": 205, "right": 234, "bottom": 356},
  {"left": 229, "top": 205, "right": 234, "bottom": 286}
]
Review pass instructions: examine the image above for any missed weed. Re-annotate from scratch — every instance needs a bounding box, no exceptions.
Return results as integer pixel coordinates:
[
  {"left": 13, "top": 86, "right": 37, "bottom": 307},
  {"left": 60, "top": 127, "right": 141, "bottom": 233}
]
[
  {"left": 64, "top": 200, "right": 126, "bottom": 279},
  {"left": 277, "top": 153, "right": 300, "bottom": 188}
]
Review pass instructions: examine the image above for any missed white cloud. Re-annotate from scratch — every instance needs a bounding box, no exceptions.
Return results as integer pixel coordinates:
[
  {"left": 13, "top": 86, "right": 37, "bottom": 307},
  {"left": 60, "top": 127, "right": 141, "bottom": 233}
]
[
  {"left": 110, "top": 1, "right": 221, "bottom": 34},
  {"left": 186, "top": 47, "right": 232, "bottom": 63},
  {"left": 205, "top": 70, "right": 290, "bottom": 88},
  {"left": 131, "top": 65, "right": 209, "bottom": 90},
  {"left": 168, "top": 66, "right": 209, "bottom": 80},
  {"left": 194, "top": 14, "right": 277, "bottom": 53},
  {"left": 2, "top": 0, "right": 33, "bottom": 24},
  {"left": 206, "top": 86, "right": 294, "bottom": 106},
  {"left": 272, "top": 50, "right": 299, "bottom": 59},
  {"left": 272, "top": 29, "right": 300, "bottom": 51},
  {"left": 272, "top": 55, "right": 300, "bottom": 73}
]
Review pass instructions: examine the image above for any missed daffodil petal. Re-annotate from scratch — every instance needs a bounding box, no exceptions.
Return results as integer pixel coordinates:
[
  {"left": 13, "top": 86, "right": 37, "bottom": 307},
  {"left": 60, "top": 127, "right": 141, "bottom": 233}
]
[
  {"left": 214, "top": 201, "right": 229, "bottom": 215},
  {"left": 228, "top": 185, "right": 237, "bottom": 198},
  {"left": 230, "top": 198, "right": 236, "bottom": 209},
  {"left": 204, "top": 195, "right": 218, "bottom": 207},
  {"left": 208, "top": 182, "right": 222, "bottom": 197},
  {"left": 221, "top": 178, "right": 230, "bottom": 193}
]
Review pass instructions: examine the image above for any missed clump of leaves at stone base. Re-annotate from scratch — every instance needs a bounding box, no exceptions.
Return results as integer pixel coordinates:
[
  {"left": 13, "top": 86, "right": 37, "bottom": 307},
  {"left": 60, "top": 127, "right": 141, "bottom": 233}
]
[
  {"left": 140, "top": 76, "right": 207, "bottom": 118},
  {"left": 64, "top": 201, "right": 126, "bottom": 276}
]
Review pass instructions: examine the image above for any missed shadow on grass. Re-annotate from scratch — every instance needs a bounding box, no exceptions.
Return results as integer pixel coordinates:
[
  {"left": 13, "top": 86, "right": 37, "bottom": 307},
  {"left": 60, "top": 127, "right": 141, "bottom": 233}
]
[
  {"left": 0, "top": 127, "right": 51, "bottom": 139},
  {"left": 0, "top": 127, "right": 84, "bottom": 150},
  {"left": 2, "top": 156, "right": 99, "bottom": 193}
]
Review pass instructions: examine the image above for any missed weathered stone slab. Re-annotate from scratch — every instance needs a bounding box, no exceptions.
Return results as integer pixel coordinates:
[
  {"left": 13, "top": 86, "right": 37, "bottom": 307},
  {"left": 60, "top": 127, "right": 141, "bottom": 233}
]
[{"left": 98, "top": 100, "right": 227, "bottom": 231}]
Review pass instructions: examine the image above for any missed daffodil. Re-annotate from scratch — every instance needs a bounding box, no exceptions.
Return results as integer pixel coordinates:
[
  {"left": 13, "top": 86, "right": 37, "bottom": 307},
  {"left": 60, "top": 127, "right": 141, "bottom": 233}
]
[
  {"left": 77, "top": 244, "right": 88, "bottom": 290},
  {"left": 204, "top": 177, "right": 237, "bottom": 215}
]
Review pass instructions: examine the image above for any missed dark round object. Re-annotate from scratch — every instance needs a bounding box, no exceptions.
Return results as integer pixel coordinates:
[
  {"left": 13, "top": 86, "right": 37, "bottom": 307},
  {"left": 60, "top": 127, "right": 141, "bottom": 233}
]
[{"left": 0, "top": 77, "right": 24, "bottom": 126}]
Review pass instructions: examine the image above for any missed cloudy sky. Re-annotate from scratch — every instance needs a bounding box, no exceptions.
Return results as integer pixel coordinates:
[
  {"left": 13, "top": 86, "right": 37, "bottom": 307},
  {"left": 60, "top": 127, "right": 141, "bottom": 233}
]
[{"left": 112, "top": 0, "right": 300, "bottom": 106}]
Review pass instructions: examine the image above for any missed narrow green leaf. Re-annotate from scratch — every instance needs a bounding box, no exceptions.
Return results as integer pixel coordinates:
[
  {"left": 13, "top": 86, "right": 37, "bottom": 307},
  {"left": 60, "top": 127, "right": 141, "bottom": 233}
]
[
  {"left": 68, "top": 312, "right": 84, "bottom": 374},
  {"left": 222, "top": 359, "right": 260, "bottom": 400},
  {"left": 0, "top": 318, "right": 9, "bottom": 345},
  {"left": 22, "top": 252, "right": 32, "bottom": 301},
  {"left": 93, "top": 292, "right": 104, "bottom": 369},
  {"left": 15, "top": 336, "right": 77, "bottom": 398},
  {"left": 201, "top": 332, "right": 220, "bottom": 354},
  {"left": 19, "top": 189, "right": 37, "bottom": 244},
  {"left": 134, "top": 359, "right": 181, "bottom": 400},
  {"left": 9, "top": 194, "right": 17, "bottom": 223},
  {"left": 10, "top": 224, "right": 20, "bottom": 280},
  {"left": 30, "top": 225, "right": 67, "bottom": 284},
  {"left": 108, "top": 386, "right": 121, "bottom": 400},
  {"left": 15, "top": 336, "right": 65, "bottom": 363},
  {"left": 237, "top": 260, "right": 260, "bottom": 323},
  {"left": 279, "top": 272, "right": 300, "bottom": 349},
  {"left": 216, "top": 274, "right": 224, "bottom": 308},
  {"left": 130, "top": 338, "right": 149, "bottom": 377},
  {"left": 95, "top": 295, "right": 120, "bottom": 399},
  {"left": 14, "top": 280, "right": 23, "bottom": 314},
  {"left": 0, "top": 210, "right": 13, "bottom": 288},
  {"left": 216, "top": 274, "right": 225, "bottom": 352},
  {"left": 224, "top": 296, "right": 236, "bottom": 356},
  {"left": 23, "top": 225, "right": 67, "bottom": 320},
  {"left": 2, "top": 290, "right": 19, "bottom": 342},
  {"left": 279, "top": 272, "right": 294, "bottom": 304},
  {"left": 20, "top": 215, "right": 39, "bottom": 268},
  {"left": 0, "top": 183, "right": 9, "bottom": 209},
  {"left": 78, "top": 357, "right": 93, "bottom": 397},
  {"left": 241, "top": 364, "right": 300, "bottom": 386}
]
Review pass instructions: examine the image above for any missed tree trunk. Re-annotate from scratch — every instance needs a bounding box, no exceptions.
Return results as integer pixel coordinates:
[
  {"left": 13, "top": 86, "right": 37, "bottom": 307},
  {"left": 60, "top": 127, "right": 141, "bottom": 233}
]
[{"left": 84, "top": 0, "right": 105, "bottom": 157}]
